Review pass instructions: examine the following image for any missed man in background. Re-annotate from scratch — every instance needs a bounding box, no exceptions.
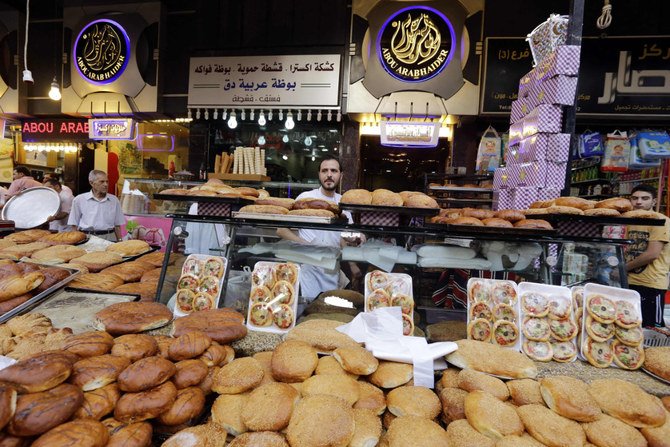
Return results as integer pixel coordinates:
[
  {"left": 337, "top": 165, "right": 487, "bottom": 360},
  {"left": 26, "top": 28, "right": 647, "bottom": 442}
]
[
  {"left": 44, "top": 177, "right": 74, "bottom": 232},
  {"left": 43, "top": 173, "right": 73, "bottom": 196},
  {"left": 625, "top": 184, "right": 670, "bottom": 327},
  {"left": 277, "top": 155, "right": 361, "bottom": 300},
  {"left": 68, "top": 170, "right": 125, "bottom": 241},
  {"left": 6, "top": 166, "right": 41, "bottom": 198}
]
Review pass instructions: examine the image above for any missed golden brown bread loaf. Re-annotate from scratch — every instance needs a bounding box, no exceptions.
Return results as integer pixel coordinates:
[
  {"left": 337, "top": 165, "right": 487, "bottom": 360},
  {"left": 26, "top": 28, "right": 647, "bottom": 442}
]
[
  {"left": 516, "top": 404, "right": 586, "bottom": 447},
  {"left": 387, "top": 386, "right": 441, "bottom": 420},
  {"left": 386, "top": 416, "right": 448, "bottom": 447},
  {"left": 106, "top": 240, "right": 150, "bottom": 257},
  {"left": 30, "top": 245, "right": 86, "bottom": 263},
  {"left": 622, "top": 209, "right": 665, "bottom": 219},
  {"left": 404, "top": 194, "right": 439, "bottom": 209},
  {"left": 292, "top": 198, "right": 340, "bottom": 214},
  {"left": 462, "top": 208, "right": 495, "bottom": 220},
  {"left": 584, "top": 207, "right": 621, "bottom": 216},
  {"left": 481, "top": 218, "right": 513, "bottom": 228},
  {"left": 333, "top": 346, "right": 379, "bottom": 375},
  {"left": 271, "top": 340, "right": 318, "bottom": 383},
  {"left": 0, "top": 385, "right": 17, "bottom": 432},
  {"left": 136, "top": 250, "right": 174, "bottom": 268},
  {"left": 539, "top": 375, "right": 601, "bottom": 422},
  {"left": 439, "top": 387, "right": 468, "bottom": 424},
  {"left": 69, "top": 273, "right": 124, "bottom": 292},
  {"left": 0, "top": 271, "right": 45, "bottom": 303},
  {"left": 371, "top": 189, "right": 403, "bottom": 207},
  {"left": 0, "top": 350, "right": 73, "bottom": 393},
  {"left": 286, "top": 394, "right": 355, "bottom": 447},
  {"left": 111, "top": 334, "right": 159, "bottom": 362},
  {"left": 553, "top": 197, "right": 595, "bottom": 210},
  {"left": 199, "top": 342, "right": 232, "bottom": 367},
  {"left": 70, "top": 354, "right": 131, "bottom": 391},
  {"left": 595, "top": 197, "right": 633, "bottom": 212},
  {"left": 589, "top": 378, "right": 666, "bottom": 428},
  {"left": 100, "top": 262, "right": 151, "bottom": 282},
  {"left": 140, "top": 268, "right": 161, "bottom": 283},
  {"left": 63, "top": 331, "right": 114, "bottom": 358},
  {"left": 74, "top": 383, "right": 120, "bottom": 420},
  {"left": 5, "top": 230, "right": 52, "bottom": 244},
  {"left": 239, "top": 204, "right": 289, "bottom": 215},
  {"left": 31, "top": 418, "right": 109, "bottom": 447},
  {"left": 114, "top": 380, "right": 177, "bottom": 423},
  {"left": 494, "top": 209, "right": 526, "bottom": 222},
  {"left": 172, "top": 359, "right": 209, "bottom": 389},
  {"left": 105, "top": 421, "right": 153, "bottom": 447},
  {"left": 156, "top": 386, "right": 206, "bottom": 426},
  {"left": 211, "top": 393, "right": 249, "bottom": 435},
  {"left": 506, "top": 379, "right": 544, "bottom": 406},
  {"left": 513, "top": 219, "right": 553, "bottom": 230},
  {"left": 8, "top": 383, "right": 84, "bottom": 436},
  {"left": 117, "top": 356, "right": 177, "bottom": 392},
  {"left": 464, "top": 390, "right": 523, "bottom": 439},
  {"left": 288, "top": 209, "right": 336, "bottom": 218},
  {"left": 349, "top": 408, "right": 382, "bottom": 447},
  {"left": 354, "top": 381, "right": 386, "bottom": 415},
  {"left": 0, "top": 293, "right": 32, "bottom": 315},
  {"left": 213, "top": 357, "right": 265, "bottom": 394},
  {"left": 451, "top": 216, "right": 484, "bottom": 226},
  {"left": 341, "top": 189, "right": 372, "bottom": 205},
  {"left": 584, "top": 413, "right": 647, "bottom": 447},
  {"left": 368, "top": 361, "right": 413, "bottom": 389},
  {"left": 228, "top": 432, "right": 289, "bottom": 447},
  {"left": 33, "top": 267, "right": 70, "bottom": 294},
  {"left": 529, "top": 199, "right": 555, "bottom": 208},
  {"left": 38, "top": 230, "right": 87, "bottom": 246},
  {"left": 301, "top": 374, "right": 360, "bottom": 407},
  {"left": 445, "top": 419, "right": 495, "bottom": 447},
  {"left": 457, "top": 369, "right": 509, "bottom": 401},
  {"left": 160, "top": 423, "right": 228, "bottom": 447},
  {"left": 171, "top": 309, "right": 247, "bottom": 344},
  {"left": 68, "top": 252, "right": 123, "bottom": 272},
  {"left": 644, "top": 347, "right": 670, "bottom": 382},
  {"left": 0, "top": 432, "right": 30, "bottom": 447},
  {"left": 94, "top": 302, "right": 173, "bottom": 335},
  {"left": 241, "top": 382, "right": 299, "bottom": 432},
  {"left": 255, "top": 198, "right": 296, "bottom": 209},
  {"left": 285, "top": 319, "right": 361, "bottom": 353},
  {"left": 446, "top": 340, "right": 537, "bottom": 379},
  {"left": 168, "top": 331, "right": 212, "bottom": 361},
  {"left": 545, "top": 205, "right": 584, "bottom": 215}
]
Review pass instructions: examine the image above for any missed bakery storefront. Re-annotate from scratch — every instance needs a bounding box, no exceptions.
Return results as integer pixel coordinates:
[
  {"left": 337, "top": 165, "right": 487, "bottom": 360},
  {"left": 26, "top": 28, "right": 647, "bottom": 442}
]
[{"left": 0, "top": 3, "right": 669, "bottom": 446}]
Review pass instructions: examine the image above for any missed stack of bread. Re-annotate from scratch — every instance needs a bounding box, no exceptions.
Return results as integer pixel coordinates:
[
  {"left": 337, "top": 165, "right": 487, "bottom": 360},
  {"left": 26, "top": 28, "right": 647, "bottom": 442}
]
[
  {"left": 525, "top": 196, "right": 664, "bottom": 218},
  {"left": 159, "top": 179, "right": 266, "bottom": 201},
  {"left": 341, "top": 188, "right": 439, "bottom": 209},
  {"left": 239, "top": 197, "right": 341, "bottom": 219},
  {"left": 0, "top": 304, "right": 248, "bottom": 446},
  {"left": 430, "top": 208, "right": 553, "bottom": 230}
]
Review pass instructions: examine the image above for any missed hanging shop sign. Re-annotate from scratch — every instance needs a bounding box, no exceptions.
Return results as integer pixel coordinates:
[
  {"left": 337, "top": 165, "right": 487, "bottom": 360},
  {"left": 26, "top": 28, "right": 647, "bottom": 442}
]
[
  {"left": 480, "top": 36, "right": 670, "bottom": 117},
  {"left": 74, "top": 18, "right": 131, "bottom": 85},
  {"left": 89, "top": 118, "right": 135, "bottom": 140},
  {"left": 21, "top": 119, "right": 90, "bottom": 142},
  {"left": 187, "top": 54, "right": 341, "bottom": 108},
  {"left": 360, "top": 1, "right": 468, "bottom": 100},
  {"left": 377, "top": 6, "right": 455, "bottom": 83},
  {"left": 380, "top": 121, "right": 440, "bottom": 147}
]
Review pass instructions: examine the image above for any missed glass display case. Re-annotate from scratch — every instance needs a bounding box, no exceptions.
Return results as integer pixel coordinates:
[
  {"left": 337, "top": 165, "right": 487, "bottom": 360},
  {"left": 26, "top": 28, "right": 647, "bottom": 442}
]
[{"left": 154, "top": 214, "right": 632, "bottom": 324}]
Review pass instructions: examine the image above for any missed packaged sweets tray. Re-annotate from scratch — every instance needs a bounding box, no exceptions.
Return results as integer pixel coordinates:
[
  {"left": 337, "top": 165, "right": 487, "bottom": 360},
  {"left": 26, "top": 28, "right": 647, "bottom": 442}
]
[
  {"left": 466, "top": 278, "right": 521, "bottom": 352},
  {"left": 246, "top": 261, "right": 300, "bottom": 334},
  {"left": 174, "top": 254, "right": 227, "bottom": 317},
  {"left": 364, "top": 270, "right": 415, "bottom": 336}
]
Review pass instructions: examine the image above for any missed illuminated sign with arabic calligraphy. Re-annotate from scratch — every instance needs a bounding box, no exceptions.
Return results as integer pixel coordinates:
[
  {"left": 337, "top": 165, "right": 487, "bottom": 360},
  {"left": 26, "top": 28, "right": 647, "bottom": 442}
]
[
  {"left": 377, "top": 6, "right": 455, "bottom": 82},
  {"left": 74, "top": 19, "right": 131, "bottom": 85},
  {"left": 89, "top": 118, "right": 135, "bottom": 140}
]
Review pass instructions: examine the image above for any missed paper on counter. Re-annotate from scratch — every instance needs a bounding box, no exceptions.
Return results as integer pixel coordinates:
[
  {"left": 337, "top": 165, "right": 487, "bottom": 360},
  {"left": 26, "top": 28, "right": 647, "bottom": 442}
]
[
  {"left": 0, "top": 355, "right": 17, "bottom": 371},
  {"left": 418, "top": 257, "right": 492, "bottom": 270},
  {"left": 336, "top": 307, "right": 458, "bottom": 388}
]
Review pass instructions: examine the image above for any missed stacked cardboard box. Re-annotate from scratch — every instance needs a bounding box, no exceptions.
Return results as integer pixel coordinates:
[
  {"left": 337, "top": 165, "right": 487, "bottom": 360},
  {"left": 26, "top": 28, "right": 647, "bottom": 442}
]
[{"left": 494, "top": 45, "right": 581, "bottom": 210}]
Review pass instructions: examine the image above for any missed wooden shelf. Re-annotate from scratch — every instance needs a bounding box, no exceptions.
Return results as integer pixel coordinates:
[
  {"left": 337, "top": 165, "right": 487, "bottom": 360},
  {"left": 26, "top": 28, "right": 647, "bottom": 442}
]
[{"left": 208, "top": 173, "right": 270, "bottom": 182}]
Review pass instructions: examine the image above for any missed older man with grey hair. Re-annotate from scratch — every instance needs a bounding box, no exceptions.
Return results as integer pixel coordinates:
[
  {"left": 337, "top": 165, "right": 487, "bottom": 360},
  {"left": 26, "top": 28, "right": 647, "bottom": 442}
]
[{"left": 68, "top": 169, "right": 125, "bottom": 241}]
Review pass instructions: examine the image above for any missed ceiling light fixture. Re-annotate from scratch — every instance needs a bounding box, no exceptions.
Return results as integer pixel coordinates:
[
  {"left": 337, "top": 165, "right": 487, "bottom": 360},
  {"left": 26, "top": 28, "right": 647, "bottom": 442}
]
[
  {"left": 297, "top": 110, "right": 302, "bottom": 121},
  {"left": 268, "top": 110, "right": 273, "bottom": 121},
  {"left": 250, "top": 109, "right": 255, "bottom": 121},
  {"left": 317, "top": 110, "right": 322, "bottom": 121},
  {"left": 278, "top": 110, "right": 284, "bottom": 121},
  {"left": 196, "top": 108, "right": 201, "bottom": 120},
  {"left": 327, "top": 110, "right": 332, "bottom": 121},
  {"left": 213, "top": 109, "right": 218, "bottom": 120},
  {"left": 222, "top": 109, "right": 228, "bottom": 120},
  {"left": 285, "top": 112, "right": 295, "bottom": 130},
  {"left": 258, "top": 111, "right": 266, "bottom": 126},
  {"left": 187, "top": 109, "right": 192, "bottom": 120},
  {"left": 307, "top": 110, "right": 312, "bottom": 121},
  {"left": 204, "top": 109, "right": 209, "bottom": 120},
  {"left": 240, "top": 110, "right": 246, "bottom": 120},
  {"left": 48, "top": 76, "right": 61, "bottom": 101},
  {"left": 227, "top": 111, "right": 237, "bottom": 129}
]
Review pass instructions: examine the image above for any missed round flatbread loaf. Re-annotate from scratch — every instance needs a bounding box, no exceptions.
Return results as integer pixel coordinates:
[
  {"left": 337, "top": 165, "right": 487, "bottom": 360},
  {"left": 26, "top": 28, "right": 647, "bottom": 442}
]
[
  {"left": 387, "top": 386, "right": 441, "bottom": 420},
  {"left": 516, "top": 404, "right": 586, "bottom": 447},
  {"left": 94, "top": 302, "right": 173, "bottom": 335},
  {"left": 287, "top": 395, "right": 355, "bottom": 447},
  {"left": 387, "top": 415, "right": 448, "bottom": 447},
  {"left": 589, "top": 378, "right": 667, "bottom": 428},
  {"left": 464, "top": 390, "right": 523, "bottom": 439},
  {"left": 341, "top": 189, "right": 372, "bottom": 205},
  {"left": 584, "top": 413, "right": 647, "bottom": 447}
]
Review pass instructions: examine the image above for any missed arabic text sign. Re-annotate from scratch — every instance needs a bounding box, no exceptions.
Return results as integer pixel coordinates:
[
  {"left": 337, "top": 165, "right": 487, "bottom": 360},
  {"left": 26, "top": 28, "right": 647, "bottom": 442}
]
[
  {"left": 380, "top": 121, "right": 440, "bottom": 147},
  {"left": 188, "top": 55, "right": 341, "bottom": 108},
  {"left": 89, "top": 118, "right": 135, "bottom": 140},
  {"left": 480, "top": 38, "right": 533, "bottom": 114}
]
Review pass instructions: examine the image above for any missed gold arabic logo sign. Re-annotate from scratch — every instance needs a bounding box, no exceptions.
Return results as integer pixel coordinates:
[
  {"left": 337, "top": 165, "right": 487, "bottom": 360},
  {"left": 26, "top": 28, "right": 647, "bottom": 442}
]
[
  {"left": 74, "top": 19, "right": 130, "bottom": 85},
  {"left": 378, "top": 6, "right": 455, "bottom": 82}
]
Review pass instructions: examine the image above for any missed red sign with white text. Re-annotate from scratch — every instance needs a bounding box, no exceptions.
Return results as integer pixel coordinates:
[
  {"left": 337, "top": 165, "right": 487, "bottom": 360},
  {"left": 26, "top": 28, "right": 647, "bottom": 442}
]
[{"left": 21, "top": 119, "right": 91, "bottom": 142}]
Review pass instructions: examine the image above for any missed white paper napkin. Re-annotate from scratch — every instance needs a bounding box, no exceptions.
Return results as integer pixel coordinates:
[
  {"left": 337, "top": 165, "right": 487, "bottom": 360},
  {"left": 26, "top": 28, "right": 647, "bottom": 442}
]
[{"left": 336, "top": 308, "right": 458, "bottom": 388}]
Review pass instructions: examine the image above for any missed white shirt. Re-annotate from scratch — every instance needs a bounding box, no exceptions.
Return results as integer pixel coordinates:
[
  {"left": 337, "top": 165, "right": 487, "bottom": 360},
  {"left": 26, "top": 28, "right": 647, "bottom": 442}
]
[
  {"left": 294, "top": 188, "right": 352, "bottom": 300},
  {"left": 49, "top": 188, "right": 74, "bottom": 232},
  {"left": 67, "top": 191, "right": 125, "bottom": 231}
]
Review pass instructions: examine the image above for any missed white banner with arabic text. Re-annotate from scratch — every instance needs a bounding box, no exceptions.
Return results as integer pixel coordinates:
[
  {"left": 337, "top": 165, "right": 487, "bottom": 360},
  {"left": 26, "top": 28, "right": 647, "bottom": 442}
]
[{"left": 188, "top": 55, "right": 341, "bottom": 108}]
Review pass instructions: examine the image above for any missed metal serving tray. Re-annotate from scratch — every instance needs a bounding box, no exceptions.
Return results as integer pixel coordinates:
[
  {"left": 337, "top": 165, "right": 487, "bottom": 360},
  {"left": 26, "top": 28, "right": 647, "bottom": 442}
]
[
  {"left": 0, "top": 264, "right": 81, "bottom": 324},
  {"left": 1, "top": 187, "right": 61, "bottom": 229}
]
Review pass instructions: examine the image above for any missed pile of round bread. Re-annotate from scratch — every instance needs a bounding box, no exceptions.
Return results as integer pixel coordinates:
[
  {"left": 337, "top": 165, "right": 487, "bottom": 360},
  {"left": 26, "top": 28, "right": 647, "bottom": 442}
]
[
  {"left": 160, "top": 179, "right": 265, "bottom": 201},
  {"left": 430, "top": 208, "right": 553, "bottom": 230},
  {"left": 0, "top": 303, "right": 248, "bottom": 446},
  {"left": 526, "top": 196, "right": 665, "bottom": 218},
  {"left": 239, "top": 197, "right": 342, "bottom": 218},
  {"left": 341, "top": 189, "right": 439, "bottom": 209}
]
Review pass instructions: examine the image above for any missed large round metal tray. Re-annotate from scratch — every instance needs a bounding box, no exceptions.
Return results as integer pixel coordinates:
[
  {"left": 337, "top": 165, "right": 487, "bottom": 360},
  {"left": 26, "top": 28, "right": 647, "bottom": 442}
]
[{"left": 1, "top": 186, "right": 61, "bottom": 229}]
